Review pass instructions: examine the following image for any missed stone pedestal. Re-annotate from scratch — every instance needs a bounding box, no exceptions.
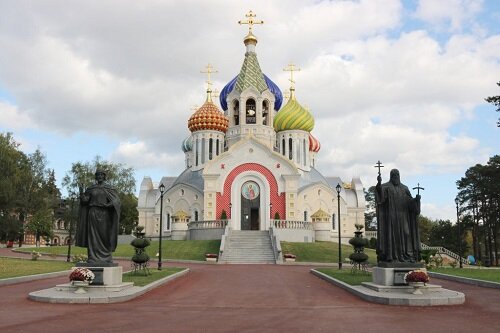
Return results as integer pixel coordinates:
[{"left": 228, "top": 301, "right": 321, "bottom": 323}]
[
  {"left": 373, "top": 266, "right": 426, "bottom": 286},
  {"left": 74, "top": 265, "right": 123, "bottom": 286}
]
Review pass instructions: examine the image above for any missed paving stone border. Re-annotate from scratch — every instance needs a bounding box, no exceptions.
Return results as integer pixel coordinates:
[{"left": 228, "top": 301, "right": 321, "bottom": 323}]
[
  {"left": 428, "top": 271, "right": 500, "bottom": 289},
  {"left": 311, "top": 269, "right": 465, "bottom": 306}
]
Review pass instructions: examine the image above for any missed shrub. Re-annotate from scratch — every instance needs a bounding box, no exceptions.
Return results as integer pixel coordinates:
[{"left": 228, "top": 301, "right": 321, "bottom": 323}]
[
  {"left": 274, "top": 212, "right": 280, "bottom": 220},
  {"left": 220, "top": 210, "right": 227, "bottom": 220}
]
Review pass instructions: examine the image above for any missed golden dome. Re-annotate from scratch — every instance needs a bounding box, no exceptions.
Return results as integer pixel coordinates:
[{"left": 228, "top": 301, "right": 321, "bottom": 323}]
[{"left": 188, "top": 101, "right": 229, "bottom": 133}]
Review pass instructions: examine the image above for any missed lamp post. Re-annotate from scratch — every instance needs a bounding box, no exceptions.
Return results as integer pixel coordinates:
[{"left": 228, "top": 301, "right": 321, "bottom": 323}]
[
  {"left": 65, "top": 199, "right": 72, "bottom": 262},
  {"left": 336, "top": 183, "right": 342, "bottom": 270},
  {"left": 158, "top": 183, "right": 165, "bottom": 270},
  {"left": 455, "top": 197, "right": 463, "bottom": 268}
]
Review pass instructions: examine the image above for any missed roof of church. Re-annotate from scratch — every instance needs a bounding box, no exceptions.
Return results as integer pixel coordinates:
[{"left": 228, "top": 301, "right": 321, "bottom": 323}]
[
  {"left": 298, "top": 167, "right": 332, "bottom": 191},
  {"left": 274, "top": 93, "right": 314, "bottom": 132},
  {"left": 235, "top": 51, "right": 268, "bottom": 93},
  {"left": 169, "top": 168, "right": 204, "bottom": 193}
]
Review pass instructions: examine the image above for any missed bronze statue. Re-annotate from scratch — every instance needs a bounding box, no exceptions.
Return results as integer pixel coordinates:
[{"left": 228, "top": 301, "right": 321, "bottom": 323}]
[
  {"left": 75, "top": 169, "right": 121, "bottom": 265},
  {"left": 375, "top": 169, "right": 421, "bottom": 264}
]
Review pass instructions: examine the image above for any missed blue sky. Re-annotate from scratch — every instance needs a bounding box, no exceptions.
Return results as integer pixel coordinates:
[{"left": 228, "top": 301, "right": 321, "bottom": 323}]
[{"left": 0, "top": 0, "right": 499, "bottom": 222}]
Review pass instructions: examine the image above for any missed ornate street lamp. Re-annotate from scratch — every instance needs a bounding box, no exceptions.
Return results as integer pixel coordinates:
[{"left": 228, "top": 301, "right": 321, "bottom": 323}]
[
  {"left": 158, "top": 183, "right": 165, "bottom": 270},
  {"left": 336, "top": 183, "right": 342, "bottom": 270},
  {"left": 455, "top": 197, "right": 463, "bottom": 268}
]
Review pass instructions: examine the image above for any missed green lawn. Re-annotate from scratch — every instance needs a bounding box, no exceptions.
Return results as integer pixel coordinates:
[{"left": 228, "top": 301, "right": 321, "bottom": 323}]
[
  {"left": 430, "top": 267, "right": 500, "bottom": 283},
  {"left": 17, "top": 239, "right": 221, "bottom": 261},
  {"left": 281, "top": 241, "right": 377, "bottom": 264},
  {"left": 316, "top": 268, "right": 372, "bottom": 285},
  {"left": 0, "top": 257, "right": 73, "bottom": 279},
  {"left": 122, "top": 267, "right": 185, "bottom": 286}
]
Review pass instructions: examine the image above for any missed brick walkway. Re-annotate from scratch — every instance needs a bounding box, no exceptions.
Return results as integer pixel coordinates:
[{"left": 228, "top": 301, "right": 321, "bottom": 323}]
[{"left": 1, "top": 249, "right": 500, "bottom": 333}]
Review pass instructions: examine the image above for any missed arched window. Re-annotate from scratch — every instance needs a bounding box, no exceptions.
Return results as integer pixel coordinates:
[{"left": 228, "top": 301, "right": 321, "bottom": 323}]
[
  {"left": 209, "top": 138, "right": 213, "bottom": 160},
  {"left": 195, "top": 210, "right": 199, "bottom": 222},
  {"left": 304, "top": 211, "right": 308, "bottom": 221},
  {"left": 288, "top": 138, "right": 293, "bottom": 160},
  {"left": 332, "top": 214, "right": 336, "bottom": 230},
  {"left": 246, "top": 99, "right": 256, "bottom": 124},
  {"left": 233, "top": 100, "right": 239, "bottom": 125},
  {"left": 262, "top": 100, "right": 269, "bottom": 125},
  {"left": 216, "top": 139, "right": 219, "bottom": 156},
  {"left": 303, "top": 138, "right": 307, "bottom": 166},
  {"left": 282, "top": 138, "right": 285, "bottom": 155},
  {"left": 167, "top": 213, "right": 171, "bottom": 230},
  {"left": 201, "top": 138, "right": 205, "bottom": 164}
]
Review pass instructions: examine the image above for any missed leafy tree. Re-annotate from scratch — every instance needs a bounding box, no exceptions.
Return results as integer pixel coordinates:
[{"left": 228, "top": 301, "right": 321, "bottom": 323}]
[
  {"left": 0, "top": 215, "right": 23, "bottom": 242},
  {"left": 0, "top": 133, "right": 28, "bottom": 213},
  {"left": 364, "top": 186, "right": 377, "bottom": 230},
  {"left": 457, "top": 155, "right": 500, "bottom": 265},
  {"left": 119, "top": 193, "right": 138, "bottom": 235},
  {"left": 485, "top": 81, "right": 500, "bottom": 127},
  {"left": 25, "top": 208, "right": 54, "bottom": 246},
  {"left": 418, "top": 215, "right": 435, "bottom": 244}
]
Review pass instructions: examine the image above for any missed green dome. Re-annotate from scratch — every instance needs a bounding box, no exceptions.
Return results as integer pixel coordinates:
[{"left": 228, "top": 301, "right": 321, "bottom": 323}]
[{"left": 273, "top": 95, "right": 314, "bottom": 132}]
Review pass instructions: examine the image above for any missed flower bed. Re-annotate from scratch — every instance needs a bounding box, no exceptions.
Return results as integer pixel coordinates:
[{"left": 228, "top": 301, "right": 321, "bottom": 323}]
[{"left": 284, "top": 253, "right": 296, "bottom": 262}]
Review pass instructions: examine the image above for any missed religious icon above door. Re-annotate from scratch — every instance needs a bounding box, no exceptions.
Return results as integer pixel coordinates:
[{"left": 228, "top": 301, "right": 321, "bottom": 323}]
[{"left": 242, "top": 181, "right": 260, "bottom": 200}]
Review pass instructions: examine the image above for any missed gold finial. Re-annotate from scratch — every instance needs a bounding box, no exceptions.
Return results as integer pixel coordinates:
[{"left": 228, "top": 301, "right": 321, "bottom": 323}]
[
  {"left": 238, "top": 10, "right": 264, "bottom": 35},
  {"left": 200, "top": 63, "right": 218, "bottom": 101},
  {"left": 283, "top": 62, "right": 301, "bottom": 98}
]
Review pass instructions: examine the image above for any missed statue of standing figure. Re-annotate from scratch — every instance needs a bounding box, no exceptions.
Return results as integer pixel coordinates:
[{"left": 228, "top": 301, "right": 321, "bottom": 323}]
[
  {"left": 75, "top": 169, "right": 121, "bottom": 265},
  {"left": 375, "top": 169, "right": 421, "bottom": 265}
]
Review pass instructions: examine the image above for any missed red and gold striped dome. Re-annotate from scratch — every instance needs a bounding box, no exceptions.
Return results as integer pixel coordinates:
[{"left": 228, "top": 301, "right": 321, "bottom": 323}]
[
  {"left": 309, "top": 133, "right": 321, "bottom": 152},
  {"left": 188, "top": 101, "right": 229, "bottom": 133}
]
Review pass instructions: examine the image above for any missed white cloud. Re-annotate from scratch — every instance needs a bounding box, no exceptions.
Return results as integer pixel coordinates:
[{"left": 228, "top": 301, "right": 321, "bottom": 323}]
[
  {"left": 421, "top": 202, "right": 457, "bottom": 223},
  {"left": 414, "top": 0, "right": 483, "bottom": 31},
  {"left": 0, "top": 102, "right": 34, "bottom": 130},
  {"left": 111, "top": 140, "right": 184, "bottom": 174}
]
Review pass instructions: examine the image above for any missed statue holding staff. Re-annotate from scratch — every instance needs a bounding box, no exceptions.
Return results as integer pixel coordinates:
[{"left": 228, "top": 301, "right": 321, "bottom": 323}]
[{"left": 375, "top": 167, "right": 422, "bottom": 264}]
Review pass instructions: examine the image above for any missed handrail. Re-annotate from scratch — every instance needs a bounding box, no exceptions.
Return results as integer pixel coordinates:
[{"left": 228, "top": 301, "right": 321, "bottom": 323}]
[
  {"left": 421, "top": 243, "right": 468, "bottom": 265},
  {"left": 187, "top": 220, "right": 228, "bottom": 230},
  {"left": 269, "top": 227, "right": 283, "bottom": 263},
  {"left": 218, "top": 224, "right": 231, "bottom": 262},
  {"left": 271, "top": 220, "right": 313, "bottom": 230}
]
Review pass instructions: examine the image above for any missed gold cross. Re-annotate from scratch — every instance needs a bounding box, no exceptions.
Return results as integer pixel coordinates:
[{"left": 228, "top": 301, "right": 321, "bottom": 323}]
[
  {"left": 283, "top": 63, "right": 301, "bottom": 89},
  {"left": 238, "top": 10, "right": 263, "bottom": 34},
  {"left": 200, "top": 63, "right": 218, "bottom": 91}
]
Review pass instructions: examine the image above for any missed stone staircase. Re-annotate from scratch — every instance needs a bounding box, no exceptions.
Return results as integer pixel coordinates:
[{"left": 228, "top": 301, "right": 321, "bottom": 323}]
[{"left": 220, "top": 230, "right": 276, "bottom": 264}]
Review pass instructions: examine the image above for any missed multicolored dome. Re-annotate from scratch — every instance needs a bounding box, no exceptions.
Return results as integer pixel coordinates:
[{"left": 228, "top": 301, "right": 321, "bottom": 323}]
[
  {"left": 273, "top": 94, "right": 314, "bottom": 132},
  {"left": 181, "top": 136, "right": 192, "bottom": 153},
  {"left": 309, "top": 133, "right": 321, "bottom": 152},
  {"left": 219, "top": 74, "right": 283, "bottom": 111},
  {"left": 188, "top": 101, "right": 229, "bottom": 133}
]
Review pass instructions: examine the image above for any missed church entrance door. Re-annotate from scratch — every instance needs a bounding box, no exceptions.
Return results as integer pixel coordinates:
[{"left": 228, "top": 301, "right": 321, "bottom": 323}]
[{"left": 240, "top": 181, "right": 260, "bottom": 231}]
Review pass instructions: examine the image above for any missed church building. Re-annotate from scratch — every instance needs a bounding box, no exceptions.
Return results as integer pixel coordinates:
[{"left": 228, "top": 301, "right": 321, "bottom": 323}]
[{"left": 137, "top": 11, "right": 365, "bottom": 244}]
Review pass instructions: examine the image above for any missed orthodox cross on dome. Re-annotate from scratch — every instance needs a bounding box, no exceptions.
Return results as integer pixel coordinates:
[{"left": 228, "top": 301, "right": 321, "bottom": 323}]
[
  {"left": 283, "top": 63, "right": 301, "bottom": 97},
  {"left": 200, "top": 63, "right": 218, "bottom": 101},
  {"left": 238, "top": 10, "right": 264, "bottom": 35}
]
